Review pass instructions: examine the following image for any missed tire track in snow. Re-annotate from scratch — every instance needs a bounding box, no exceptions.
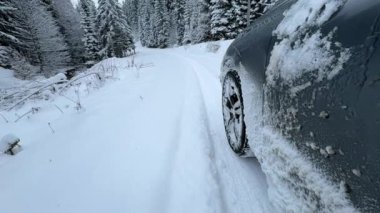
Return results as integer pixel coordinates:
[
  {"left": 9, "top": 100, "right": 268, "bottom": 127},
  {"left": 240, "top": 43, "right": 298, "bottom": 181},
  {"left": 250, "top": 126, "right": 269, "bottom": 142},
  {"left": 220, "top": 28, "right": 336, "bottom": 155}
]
[
  {"left": 186, "top": 67, "right": 228, "bottom": 213},
  {"left": 157, "top": 63, "right": 186, "bottom": 212},
  {"left": 181, "top": 57, "right": 229, "bottom": 213},
  {"left": 151, "top": 52, "right": 227, "bottom": 213},
  {"left": 172, "top": 51, "right": 277, "bottom": 213},
  {"left": 135, "top": 52, "right": 187, "bottom": 212}
]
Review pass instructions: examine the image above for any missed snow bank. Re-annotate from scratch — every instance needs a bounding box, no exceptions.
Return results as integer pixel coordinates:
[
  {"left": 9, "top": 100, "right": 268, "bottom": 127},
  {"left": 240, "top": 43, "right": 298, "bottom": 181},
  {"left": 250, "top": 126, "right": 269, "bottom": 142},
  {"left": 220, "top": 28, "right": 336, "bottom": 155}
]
[
  {"left": 266, "top": 0, "right": 350, "bottom": 87},
  {"left": 0, "top": 57, "right": 125, "bottom": 111}
]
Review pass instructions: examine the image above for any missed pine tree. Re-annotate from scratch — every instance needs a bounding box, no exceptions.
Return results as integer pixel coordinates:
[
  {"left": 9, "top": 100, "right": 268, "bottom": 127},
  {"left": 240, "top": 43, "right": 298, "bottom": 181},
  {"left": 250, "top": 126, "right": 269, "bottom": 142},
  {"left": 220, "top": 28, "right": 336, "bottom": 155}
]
[
  {"left": 13, "top": 0, "right": 71, "bottom": 76},
  {"left": 78, "top": 0, "right": 99, "bottom": 62},
  {"left": 171, "top": 0, "right": 185, "bottom": 45},
  {"left": 132, "top": 0, "right": 278, "bottom": 47},
  {"left": 140, "top": 0, "right": 157, "bottom": 47},
  {"left": 122, "top": 0, "right": 138, "bottom": 39},
  {"left": 115, "top": 2, "right": 135, "bottom": 55},
  {"left": 51, "top": 0, "right": 85, "bottom": 65},
  {"left": 210, "top": 0, "right": 233, "bottom": 40},
  {"left": 210, "top": 0, "right": 276, "bottom": 40},
  {"left": 192, "top": 0, "right": 211, "bottom": 44},
  {"left": 0, "top": 1, "right": 18, "bottom": 47},
  {"left": 152, "top": 0, "right": 170, "bottom": 48},
  {"left": 182, "top": 0, "right": 194, "bottom": 44},
  {"left": 97, "top": 0, "right": 134, "bottom": 58},
  {"left": 0, "top": 0, "right": 38, "bottom": 75},
  {"left": 138, "top": 0, "right": 151, "bottom": 47},
  {"left": 96, "top": 0, "right": 116, "bottom": 58},
  {"left": 229, "top": 0, "right": 269, "bottom": 35},
  {"left": 0, "top": 1, "right": 18, "bottom": 66}
]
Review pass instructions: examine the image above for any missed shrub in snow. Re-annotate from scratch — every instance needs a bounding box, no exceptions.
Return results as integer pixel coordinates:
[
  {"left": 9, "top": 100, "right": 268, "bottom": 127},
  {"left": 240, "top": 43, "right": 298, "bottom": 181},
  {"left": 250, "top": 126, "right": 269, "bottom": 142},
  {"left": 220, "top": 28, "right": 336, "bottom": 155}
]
[{"left": 0, "top": 134, "right": 22, "bottom": 155}]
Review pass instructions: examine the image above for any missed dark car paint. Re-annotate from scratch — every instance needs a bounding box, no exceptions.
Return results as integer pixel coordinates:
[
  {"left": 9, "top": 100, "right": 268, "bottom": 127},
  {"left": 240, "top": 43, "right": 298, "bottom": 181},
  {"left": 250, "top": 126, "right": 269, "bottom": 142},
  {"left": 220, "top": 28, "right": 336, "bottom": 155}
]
[{"left": 223, "top": 0, "right": 380, "bottom": 211}]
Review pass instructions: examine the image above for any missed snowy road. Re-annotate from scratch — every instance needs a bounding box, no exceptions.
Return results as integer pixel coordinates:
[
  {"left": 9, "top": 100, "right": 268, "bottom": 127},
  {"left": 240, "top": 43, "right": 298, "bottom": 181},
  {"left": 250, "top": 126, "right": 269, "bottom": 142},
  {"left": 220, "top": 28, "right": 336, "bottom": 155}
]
[{"left": 0, "top": 42, "right": 276, "bottom": 213}]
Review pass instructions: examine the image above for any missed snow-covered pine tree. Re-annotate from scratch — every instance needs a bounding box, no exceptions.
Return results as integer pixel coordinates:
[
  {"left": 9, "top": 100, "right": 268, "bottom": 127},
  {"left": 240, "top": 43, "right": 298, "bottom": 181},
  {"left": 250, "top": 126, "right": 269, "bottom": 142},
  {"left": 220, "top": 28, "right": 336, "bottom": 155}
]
[
  {"left": 0, "top": 0, "right": 39, "bottom": 76},
  {"left": 193, "top": 0, "right": 211, "bottom": 44},
  {"left": 51, "top": 0, "right": 85, "bottom": 65},
  {"left": 78, "top": 0, "right": 99, "bottom": 62},
  {"left": 136, "top": 0, "right": 278, "bottom": 47},
  {"left": 211, "top": 0, "right": 277, "bottom": 40},
  {"left": 229, "top": 0, "right": 245, "bottom": 36},
  {"left": 230, "top": 0, "right": 273, "bottom": 33},
  {"left": 97, "top": 0, "right": 117, "bottom": 58},
  {"left": 152, "top": 0, "right": 170, "bottom": 48},
  {"left": 122, "top": 0, "right": 138, "bottom": 39},
  {"left": 97, "top": 0, "right": 134, "bottom": 58},
  {"left": 165, "top": 0, "right": 176, "bottom": 45},
  {"left": 0, "top": 1, "right": 18, "bottom": 66},
  {"left": 139, "top": 0, "right": 157, "bottom": 47},
  {"left": 138, "top": 0, "right": 149, "bottom": 47},
  {"left": 147, "top": 0, "right": 156, "bottom": 47},
  {"left": 210, "top": 0, "right": 233, "bottom": 40},
  {"left": 182, "top": 0, "right": 195, "bottom": 44},
  {"left": 13, "top": 0, "right": 71, "bottom": 77},
  {"left": 0, "top": 1, "right": 18, "bottom": 47},
  {"left": 170, "top": 0, "right": 185, "bottom": 45},
  {"left": 114, "top": 1, "right": 135, "bottom": 55},
  {"left": 190, "top": 0, "right": 201, "bottom": 44}
]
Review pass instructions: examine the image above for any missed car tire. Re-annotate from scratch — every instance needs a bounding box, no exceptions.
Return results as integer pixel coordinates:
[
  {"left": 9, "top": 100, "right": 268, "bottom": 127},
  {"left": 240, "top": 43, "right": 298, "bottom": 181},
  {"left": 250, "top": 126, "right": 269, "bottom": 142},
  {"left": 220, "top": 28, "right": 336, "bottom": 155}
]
[{"left": 222, "top": 70, "right": 252, "bottom": 157}]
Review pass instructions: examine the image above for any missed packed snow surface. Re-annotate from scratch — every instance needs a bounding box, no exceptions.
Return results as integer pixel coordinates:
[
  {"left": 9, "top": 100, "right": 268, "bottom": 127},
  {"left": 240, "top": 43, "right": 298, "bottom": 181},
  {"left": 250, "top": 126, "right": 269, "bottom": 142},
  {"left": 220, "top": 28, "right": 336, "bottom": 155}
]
[{"left": 0, "top": 41, "right": 275, "bottom": 213}]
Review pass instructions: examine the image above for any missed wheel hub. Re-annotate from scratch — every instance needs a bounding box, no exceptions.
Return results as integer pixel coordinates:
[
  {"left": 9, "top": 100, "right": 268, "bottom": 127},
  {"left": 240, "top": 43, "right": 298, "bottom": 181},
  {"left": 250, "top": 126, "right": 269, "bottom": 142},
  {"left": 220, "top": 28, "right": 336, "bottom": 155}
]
[{"left": 223, "top": 77, "right": 244, "bottom": 151}]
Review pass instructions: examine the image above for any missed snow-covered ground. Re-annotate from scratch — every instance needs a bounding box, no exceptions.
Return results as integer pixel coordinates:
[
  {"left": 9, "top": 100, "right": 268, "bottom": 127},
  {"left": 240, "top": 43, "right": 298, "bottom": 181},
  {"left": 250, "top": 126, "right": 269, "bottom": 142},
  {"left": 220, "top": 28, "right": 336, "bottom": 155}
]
[{"left": 0, "top": 41, "right": 276, "bottom": 213}]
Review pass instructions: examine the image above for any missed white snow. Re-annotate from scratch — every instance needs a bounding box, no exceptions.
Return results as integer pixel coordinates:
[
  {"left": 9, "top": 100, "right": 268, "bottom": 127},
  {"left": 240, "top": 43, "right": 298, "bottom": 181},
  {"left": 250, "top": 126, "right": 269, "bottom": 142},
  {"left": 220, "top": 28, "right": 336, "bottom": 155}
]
[{"left": 0, "top": 41, "right": 275, "bottom": 213}]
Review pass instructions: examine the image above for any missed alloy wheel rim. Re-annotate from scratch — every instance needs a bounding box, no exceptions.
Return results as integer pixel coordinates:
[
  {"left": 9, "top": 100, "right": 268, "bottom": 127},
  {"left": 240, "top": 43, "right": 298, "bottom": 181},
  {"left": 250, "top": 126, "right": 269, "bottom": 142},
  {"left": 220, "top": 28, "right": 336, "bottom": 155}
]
[{"left": 223, "top": 77, "right": 244, "bottom": 151}]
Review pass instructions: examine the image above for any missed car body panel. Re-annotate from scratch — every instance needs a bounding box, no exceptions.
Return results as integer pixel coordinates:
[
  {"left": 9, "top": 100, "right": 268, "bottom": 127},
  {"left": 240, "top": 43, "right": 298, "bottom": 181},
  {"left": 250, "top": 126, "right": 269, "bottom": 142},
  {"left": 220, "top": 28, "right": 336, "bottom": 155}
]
[{"left": 222, "top": 0, "right": 380, "bottom": 211}]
